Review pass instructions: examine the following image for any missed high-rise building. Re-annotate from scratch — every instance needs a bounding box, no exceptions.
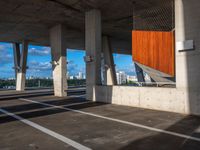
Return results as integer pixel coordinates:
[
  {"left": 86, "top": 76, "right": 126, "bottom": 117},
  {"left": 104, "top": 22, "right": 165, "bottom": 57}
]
[
  {"left": 116, "top": 71, "right": 127, "bottom": 85},
  {"left": 69, "top": 76, "right": 74, "bottom": 80},
  {"left": 127, "top": 75, "right": 137, "bottom": 82},
  {"left": 78, "top": 72, "right": 83, "bottom": 79}
]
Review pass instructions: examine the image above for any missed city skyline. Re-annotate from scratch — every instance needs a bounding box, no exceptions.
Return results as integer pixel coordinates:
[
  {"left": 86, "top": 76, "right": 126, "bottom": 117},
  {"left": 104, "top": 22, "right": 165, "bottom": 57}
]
[{"left": 0, "top": 42, "right": 136, "bottom": 79}]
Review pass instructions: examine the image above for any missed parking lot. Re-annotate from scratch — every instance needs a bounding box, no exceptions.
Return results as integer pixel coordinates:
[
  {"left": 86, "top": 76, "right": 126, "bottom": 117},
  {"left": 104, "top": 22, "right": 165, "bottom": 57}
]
[{"left": 0, "top": 89, "right": 200, "bottom": 150}]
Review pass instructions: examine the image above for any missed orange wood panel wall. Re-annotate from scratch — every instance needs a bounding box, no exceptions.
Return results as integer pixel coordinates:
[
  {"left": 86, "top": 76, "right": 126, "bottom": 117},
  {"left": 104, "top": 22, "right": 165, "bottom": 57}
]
[{"left": 132, "top": 30, "right": 175, "bottom": 76}]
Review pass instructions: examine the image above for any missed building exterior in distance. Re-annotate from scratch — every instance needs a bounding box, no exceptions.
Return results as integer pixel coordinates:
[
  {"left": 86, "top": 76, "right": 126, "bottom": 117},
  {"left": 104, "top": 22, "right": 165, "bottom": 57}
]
[
  {"left": 127, "top": 75, "right": 137, "bottom": 83},
  {"left": 116, "top": 71, "right": 127, "bottom": 85}
]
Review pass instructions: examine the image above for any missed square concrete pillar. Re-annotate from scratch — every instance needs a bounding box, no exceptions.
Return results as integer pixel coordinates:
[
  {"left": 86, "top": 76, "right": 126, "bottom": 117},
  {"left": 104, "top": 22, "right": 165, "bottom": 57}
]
[
  {"left": 175, "top": 0, "right": 200, "bottom": 115},
  {"left": 50, "top": 24, "right": 67, "bottom": 97},
  {"left": 85, "top": 9, "right": 102, "bottom": 101},
  {"left": 102, "top": 36, "right": 117, "bottom": 85},
  {"left": 13, "top": 41, "right": 28, "bottom": 91}
]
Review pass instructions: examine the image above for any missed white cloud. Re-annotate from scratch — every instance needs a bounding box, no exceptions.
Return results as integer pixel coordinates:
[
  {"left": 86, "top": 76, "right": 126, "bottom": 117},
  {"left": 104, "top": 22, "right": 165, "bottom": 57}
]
[
  {"left": 0, "top": 44, "right": 13, "bottom": 66},
  {"left": 0, "top": 43, "right": 12, "bottom": 51},
  {"left": 29, "top": 47, "right": 50, "bottom": 56},
  {"left": 67, "top": 60, "right": 85, "bottom": 75},
  {"left": 116, "top": 63, "right": 136, "bottom": 76},
  {"left": 28, "top": 60, "right": 85, "bottom": 76},
  {"left": 29, "top": 61, "right": 51, "bottom": 71}
]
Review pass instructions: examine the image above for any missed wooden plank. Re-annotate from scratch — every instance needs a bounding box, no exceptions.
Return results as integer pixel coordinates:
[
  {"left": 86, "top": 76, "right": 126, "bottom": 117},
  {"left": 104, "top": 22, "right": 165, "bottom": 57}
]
[{"left": 132, "top": 30, "right": 175, "bottom": 76}]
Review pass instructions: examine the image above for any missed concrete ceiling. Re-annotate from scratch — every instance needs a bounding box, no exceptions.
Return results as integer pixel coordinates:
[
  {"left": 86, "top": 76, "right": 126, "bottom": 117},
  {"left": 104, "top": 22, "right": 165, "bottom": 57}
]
[{"left": 0, "top": 0, "right": 171, "bottom": 54}]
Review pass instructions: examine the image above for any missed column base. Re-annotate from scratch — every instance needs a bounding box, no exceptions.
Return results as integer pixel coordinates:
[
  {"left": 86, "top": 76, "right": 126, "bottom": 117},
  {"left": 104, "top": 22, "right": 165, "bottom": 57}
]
[{"left": 16, "top": 73, "right": 26, "bottom": 91}]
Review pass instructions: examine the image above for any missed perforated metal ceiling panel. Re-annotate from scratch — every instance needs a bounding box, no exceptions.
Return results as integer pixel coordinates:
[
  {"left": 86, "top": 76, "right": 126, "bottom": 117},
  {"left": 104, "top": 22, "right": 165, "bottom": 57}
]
[{"left": 133, "top": 0, "right": 174, "bottom": 31}]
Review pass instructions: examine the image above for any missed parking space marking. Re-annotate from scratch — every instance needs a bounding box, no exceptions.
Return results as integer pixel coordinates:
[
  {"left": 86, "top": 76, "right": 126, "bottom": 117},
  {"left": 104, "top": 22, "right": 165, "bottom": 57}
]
[
  {"left": 19, "top": 98, "right": 90, "bottom": 108},
  {"left": 0, "top": 100, "right": 90, "bottom": 116},
  {"left": 0, "top": 108, "right": 92, "bottom": 150},
  {"left": 0, "top": 91, "right": 85, "bottom": 100},
  {"left": 19, "top": 98, "right": 200, "bottom": 142}
]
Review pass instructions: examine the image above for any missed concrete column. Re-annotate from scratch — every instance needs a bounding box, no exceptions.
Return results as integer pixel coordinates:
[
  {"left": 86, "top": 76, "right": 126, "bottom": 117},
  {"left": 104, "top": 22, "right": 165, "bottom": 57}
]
[
  {"left": 14, "top": 41, "right": 28, "bottom": 91},
  {"left": 13, "top": 43, "right": 20, "bottom": 79},
  {"left": 175, "top": 0, "right": 187, "bottom": 89},
  {"left": 102, "top": 36, "right": 117, "bottom": 85},
  {"left": 135, "top": 63, "right": 145, "bottom": 83},
  {"left": 50, "top": 24, "right": 67, "bottom": 97},
  {"left": 85, "top": 9, "right": 102, "bottom": 101},
  {"left": 175, "top": 0, "right": 200, "bottom": 115}
]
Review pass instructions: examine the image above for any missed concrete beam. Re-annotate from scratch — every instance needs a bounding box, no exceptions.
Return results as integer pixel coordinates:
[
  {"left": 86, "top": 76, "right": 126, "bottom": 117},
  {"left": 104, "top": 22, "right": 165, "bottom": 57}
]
[
  {"left": 50, "top": 24, "right": 67, "bottom": 97},
  {"left": 13, "top": 43, "right": 20, "bottom": 78},
  {"left": 85, "top": 9, "right": 102, "bottom": 101},
  {"left": 102, "top": 36, "right": 117, "bottom": 85},
  {"left": 135, "top": 62, "right": 175, "bottom": 83},
  {"left": 13, "top": 41, "right": 28, "bottom": 91}
]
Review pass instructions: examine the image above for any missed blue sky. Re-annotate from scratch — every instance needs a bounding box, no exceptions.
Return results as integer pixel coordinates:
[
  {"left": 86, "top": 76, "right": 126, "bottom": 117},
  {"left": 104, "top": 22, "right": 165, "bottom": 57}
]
[{"left": 0, "top": 42, "right": 135, "bottom": 79}]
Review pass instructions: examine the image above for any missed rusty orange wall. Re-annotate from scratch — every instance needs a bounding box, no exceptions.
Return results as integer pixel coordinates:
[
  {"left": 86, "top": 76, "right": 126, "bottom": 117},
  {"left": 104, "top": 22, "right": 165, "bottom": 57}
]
[{"left": 132, "top": 30, "right": 175, "bottom": 76}]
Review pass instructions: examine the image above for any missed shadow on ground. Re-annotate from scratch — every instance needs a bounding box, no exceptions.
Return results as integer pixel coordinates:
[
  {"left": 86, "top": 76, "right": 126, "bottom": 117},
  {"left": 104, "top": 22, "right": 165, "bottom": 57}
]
[
  {"left": 119, "top": 115, "right": 200, "bottom": 150},
  {"left": 0, "top": 97, "right": 106, "bottom": 124}
]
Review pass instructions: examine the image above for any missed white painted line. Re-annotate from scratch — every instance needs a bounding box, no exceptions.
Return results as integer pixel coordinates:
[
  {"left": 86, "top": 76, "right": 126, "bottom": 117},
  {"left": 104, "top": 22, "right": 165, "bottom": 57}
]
[
  {"left": 0, "top": 91, "right": 85, "bottom": 99},
  {"left": 0, "top": 95, "right": 86, "bottom": 118},
  {"left": 19, "top": 98, "right": 88, "bottom": 108},
  {"left": 19, "top": 98, "right": 89, "bottom": 109},
  {"left": 68, "top": 94, "right": 86, "bottom": 98},
  {"left": 0, "top": 93, "right": 53, "bottom": 99},
  {"left": 0, "top": 108, "right": 92, "bottom": 150},
  {"left": 19, "top": 98, "right": 200, "bottom": 142},
  {"left": 4, "top": 100, "right": 90, "bottom": 116},
  {"left": 0, "top": 95, "right": 86, "bottom": 116}
]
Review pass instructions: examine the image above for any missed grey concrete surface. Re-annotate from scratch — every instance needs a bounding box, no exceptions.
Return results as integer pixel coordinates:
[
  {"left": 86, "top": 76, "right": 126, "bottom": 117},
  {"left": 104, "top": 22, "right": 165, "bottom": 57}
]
[
  {"left": 85, "top": 9, "right": 102, "bottom": 101},
  {"left": 0, "top": 90, "right": 200, "bottom": 150},
  {"left": 175, "top": 0, "right": 200, "bottom": 115},
  {"left": 102, "top": 36, "right": 117, "bottom": 86},
  {"left": 0, "top": 0, "right": 133, "bottom": 53},
  {"left": 135, "top": 63, "right": 145, "bottom": 83},
  {"left": 50, "top": 24, "right": 67, "bottom": 97},
  {"left": 0, "top": 87, "right": 85, "bottom": 100},
  {"left": 13, "top": 43, "right": 20, "bottom": 78},
  {"left": 1, "top": 0, "right": 200, "bottom": 133},
  {"left": 14, "top": 40, "right": 29, "bottom": 91}
]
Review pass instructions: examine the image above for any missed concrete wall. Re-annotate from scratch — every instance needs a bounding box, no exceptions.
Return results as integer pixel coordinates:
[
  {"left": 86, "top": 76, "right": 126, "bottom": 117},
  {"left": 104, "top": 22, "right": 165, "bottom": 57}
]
[
  {"left": 95, "top": 84, "right": 200, "bottom": 115},
  {"left": 95, "top": 86, "right": 187, "bottom": 114}
]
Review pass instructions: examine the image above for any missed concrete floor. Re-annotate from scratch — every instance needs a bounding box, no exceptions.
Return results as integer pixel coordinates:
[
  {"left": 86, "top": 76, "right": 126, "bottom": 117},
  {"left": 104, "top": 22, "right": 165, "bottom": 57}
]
[{"left": 0, "top": 89, "right": 200, "bottom": 150}]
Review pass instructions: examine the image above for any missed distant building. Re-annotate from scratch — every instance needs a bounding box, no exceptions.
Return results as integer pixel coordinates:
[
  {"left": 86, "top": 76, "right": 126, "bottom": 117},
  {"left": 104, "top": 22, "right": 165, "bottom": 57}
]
[
  {"left": 127, "top": 75, "right": 137, "bottom": 82},
  {"left": 78, "top": 72, "right": 84, "bottom": 79},
  {"left": 116, "top": 71, "right": 127, "bottom": 85},
  {"left": 8, "top": 78, "right": 15, "bottom": 80},
  {"left": 28, "top": 76, "right": 35, "bottom": 79},
  {"left": 69, "top": 76, "right": 74, "bottom": 80}
]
